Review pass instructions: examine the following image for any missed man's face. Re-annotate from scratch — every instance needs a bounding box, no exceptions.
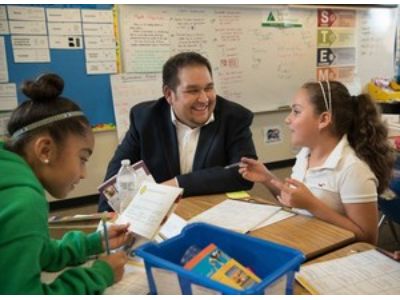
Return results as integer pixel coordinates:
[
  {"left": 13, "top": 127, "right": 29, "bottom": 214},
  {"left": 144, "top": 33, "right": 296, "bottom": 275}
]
[{"left": 164, "top": 65, "right": 216, "bottom": 128}]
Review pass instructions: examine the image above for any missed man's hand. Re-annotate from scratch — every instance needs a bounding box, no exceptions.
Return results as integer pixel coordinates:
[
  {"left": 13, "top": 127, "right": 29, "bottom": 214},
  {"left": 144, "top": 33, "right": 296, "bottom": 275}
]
[{"left": 162, "top": 178, "right": 178, "bottom": 187}]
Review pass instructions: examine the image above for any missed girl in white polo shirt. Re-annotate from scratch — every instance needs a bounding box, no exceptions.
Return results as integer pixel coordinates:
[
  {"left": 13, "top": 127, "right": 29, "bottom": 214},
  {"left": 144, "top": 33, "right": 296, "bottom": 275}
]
[{"left": 239, "top": 81, "right": 395, "bottom": 244}]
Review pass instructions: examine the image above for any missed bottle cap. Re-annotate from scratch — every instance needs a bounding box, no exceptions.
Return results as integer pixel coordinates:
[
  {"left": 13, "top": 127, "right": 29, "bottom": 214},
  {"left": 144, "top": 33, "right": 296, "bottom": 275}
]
[{"left": 121, "top": 159, "right": 131, "bottom": 166}]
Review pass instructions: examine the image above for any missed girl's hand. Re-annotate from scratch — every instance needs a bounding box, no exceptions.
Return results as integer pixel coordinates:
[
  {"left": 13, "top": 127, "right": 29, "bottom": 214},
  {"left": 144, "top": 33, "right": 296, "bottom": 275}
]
[
  {"left": 98, "top": 252, "right": 128, "bottom": 283},
  {"left": 104, "top": 224, "right": 134, "bottom": 249},
  {"left": 271, "top": 178, "right": 318, "bottom": 210},
  {"left": 238, "top": 157, "right": 270, "bottom": 183}
]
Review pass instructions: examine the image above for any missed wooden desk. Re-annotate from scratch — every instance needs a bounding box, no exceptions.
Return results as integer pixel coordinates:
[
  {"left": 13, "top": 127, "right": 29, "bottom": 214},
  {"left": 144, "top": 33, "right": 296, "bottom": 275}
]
[
  {"left": 294, "top": 242, "right": 375, "bottom": 295},
  {"left": 175, "top": 194, "right": 355, "bottom": 260}
]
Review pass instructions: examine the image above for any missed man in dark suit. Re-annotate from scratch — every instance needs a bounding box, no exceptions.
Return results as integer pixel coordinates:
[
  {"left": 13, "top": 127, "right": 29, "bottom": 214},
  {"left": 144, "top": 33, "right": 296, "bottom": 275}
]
[{"left": 98, "top": 52, "right": 257, "bottom": 212}]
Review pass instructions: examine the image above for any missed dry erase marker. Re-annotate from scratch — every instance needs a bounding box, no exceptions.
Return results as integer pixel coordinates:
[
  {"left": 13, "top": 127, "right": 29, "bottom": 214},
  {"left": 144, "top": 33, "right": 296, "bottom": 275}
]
[
  {"left": 224, "top": 162, "right": 241, "bottom": 169},
  {"left": 102, "top": 217, "right": 111, "bottom": 255}
]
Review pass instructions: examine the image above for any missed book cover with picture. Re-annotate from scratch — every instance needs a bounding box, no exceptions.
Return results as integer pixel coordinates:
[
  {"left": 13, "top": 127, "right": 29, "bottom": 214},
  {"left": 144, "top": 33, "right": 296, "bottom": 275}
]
[{"left": 184, "top": 243, "right": 261, "bottom": 290}]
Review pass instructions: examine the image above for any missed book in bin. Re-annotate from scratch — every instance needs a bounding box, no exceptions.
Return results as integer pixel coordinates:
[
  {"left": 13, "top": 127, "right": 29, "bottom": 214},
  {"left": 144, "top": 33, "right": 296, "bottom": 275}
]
[{"left": 184, "top": 243, "right": 261, "bottom": 290}]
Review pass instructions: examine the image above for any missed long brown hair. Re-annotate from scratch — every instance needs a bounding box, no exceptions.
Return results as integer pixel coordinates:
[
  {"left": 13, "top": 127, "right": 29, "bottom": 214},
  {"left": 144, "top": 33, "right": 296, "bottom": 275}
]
[{"left": 302, "top": 81, "right": 395, "bottom": 194}]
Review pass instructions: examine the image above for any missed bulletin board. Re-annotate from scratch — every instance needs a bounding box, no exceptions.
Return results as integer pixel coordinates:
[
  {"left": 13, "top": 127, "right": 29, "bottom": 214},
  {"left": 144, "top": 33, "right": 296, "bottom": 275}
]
[{"left": 1, "top": 4, "right": 115, "bottom": 126}]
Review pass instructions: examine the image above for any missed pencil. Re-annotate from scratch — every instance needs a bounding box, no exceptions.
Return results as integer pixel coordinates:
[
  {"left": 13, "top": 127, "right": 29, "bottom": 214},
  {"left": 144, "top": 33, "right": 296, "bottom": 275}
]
[
  {"left": 102, "top": 217, "right": 111, "bottom": 255},
  {"left": 224, "top": 162, "right": 241, "bottom": 169}
]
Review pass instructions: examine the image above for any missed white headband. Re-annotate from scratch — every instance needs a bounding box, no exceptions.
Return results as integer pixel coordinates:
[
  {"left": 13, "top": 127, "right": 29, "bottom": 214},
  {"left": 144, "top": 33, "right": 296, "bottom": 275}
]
[
  {"left": 11, "top": 111, "right": 85, "bottom": 140},
  {"left": 318, "top": 81, "right": 332, "bottom": 112}
]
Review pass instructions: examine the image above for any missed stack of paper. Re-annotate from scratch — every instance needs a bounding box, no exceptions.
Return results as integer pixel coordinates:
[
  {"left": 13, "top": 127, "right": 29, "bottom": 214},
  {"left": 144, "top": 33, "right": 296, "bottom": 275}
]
[{"left": 296, "top": 249, "right": 400, "bottom": 294}]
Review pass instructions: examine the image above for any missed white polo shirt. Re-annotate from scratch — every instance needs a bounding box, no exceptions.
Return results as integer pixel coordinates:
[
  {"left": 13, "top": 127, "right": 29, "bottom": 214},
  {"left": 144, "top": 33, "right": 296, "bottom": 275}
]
[{"left": 291, "top": 135, "right": 378, "bottom": 215}]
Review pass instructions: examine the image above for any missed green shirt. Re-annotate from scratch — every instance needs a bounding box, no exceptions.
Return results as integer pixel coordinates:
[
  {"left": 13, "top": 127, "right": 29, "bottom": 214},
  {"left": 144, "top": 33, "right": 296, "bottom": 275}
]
[{"left": 0, "top": 142, "right": 114, "bottom": 294}]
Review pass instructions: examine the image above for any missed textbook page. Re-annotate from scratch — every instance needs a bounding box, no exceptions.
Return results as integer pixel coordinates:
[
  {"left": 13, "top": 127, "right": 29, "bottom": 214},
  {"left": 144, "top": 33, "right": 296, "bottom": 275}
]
[
  {"left": 296, "top": 249, "right": 400, "bottom": 294},
  {"left": 116, "top": 182, "right": 183, "bottom": 239},
  {"left": 189, "top": 199, "right": 281, "bottom": 233}
]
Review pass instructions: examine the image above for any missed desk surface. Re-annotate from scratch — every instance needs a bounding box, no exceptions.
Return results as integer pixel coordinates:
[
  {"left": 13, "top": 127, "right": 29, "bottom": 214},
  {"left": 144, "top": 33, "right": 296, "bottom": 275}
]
[
  {"left": 294, "top": 242, "right": 375, "bottom": 295},
  {"left": 176, "top": 194, "right": 355, "bottom": 260}
]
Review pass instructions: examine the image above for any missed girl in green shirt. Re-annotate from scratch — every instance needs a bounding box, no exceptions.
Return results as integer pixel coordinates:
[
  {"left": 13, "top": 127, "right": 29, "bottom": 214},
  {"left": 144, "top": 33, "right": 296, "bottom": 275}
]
[{"left": 0, "top": 73, "right": 131, "bottom": 294}]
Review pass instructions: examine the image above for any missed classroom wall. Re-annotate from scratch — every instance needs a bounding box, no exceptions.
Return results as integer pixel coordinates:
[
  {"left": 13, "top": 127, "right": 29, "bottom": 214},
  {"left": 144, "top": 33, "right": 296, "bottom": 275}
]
[{"left": 47, "top": 109, "right": 295, "bottom": 202}]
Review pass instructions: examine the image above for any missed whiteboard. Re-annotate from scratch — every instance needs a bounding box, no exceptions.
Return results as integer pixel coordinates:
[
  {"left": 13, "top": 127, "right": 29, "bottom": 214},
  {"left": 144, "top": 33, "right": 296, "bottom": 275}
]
[{"left": 116, "top": 5, "right": 396, "bottom": 114}]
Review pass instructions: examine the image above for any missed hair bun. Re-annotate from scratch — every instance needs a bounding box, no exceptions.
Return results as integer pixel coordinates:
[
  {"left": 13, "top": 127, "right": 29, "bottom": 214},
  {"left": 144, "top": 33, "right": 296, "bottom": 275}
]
[{"left": 22, "top": 73, "right": 64, "bottom": 103}]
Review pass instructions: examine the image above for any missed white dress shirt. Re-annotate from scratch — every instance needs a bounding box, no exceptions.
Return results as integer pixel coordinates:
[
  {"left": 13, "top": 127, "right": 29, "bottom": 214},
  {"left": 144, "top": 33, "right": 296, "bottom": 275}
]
[{"left": 170, "top": 107, "right": 215, "bottom": 175}]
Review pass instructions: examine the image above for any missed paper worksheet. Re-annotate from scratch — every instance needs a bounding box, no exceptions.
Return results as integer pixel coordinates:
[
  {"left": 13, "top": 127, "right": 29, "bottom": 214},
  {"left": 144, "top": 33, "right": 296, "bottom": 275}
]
[
  {"left": 0, "top": 112, "right": 11, "bottom": 136},
  {"left": 116, "top": 182, "right": 183, "bottom": 240},
  {"left": 189, "top": 199, "right": 281, "bottom": 233},
  {"left": 0, "top": 37, "right": 8, "bottom": 82},
  {"left": 296, "top": 249, "right": 400, "bottom": 294},
  {"left": 0, "top": 83, "right": 17, "bottom": 110},
  {"left": 104, "top": 263, "right": 149, "bottom": 295},
  {"left": 158, "top": 213, "right": 187, "bottom": 240},
  {"left": 151, "top": 267, "right": 182, "bottom": 295},
  {"left": 42, "top": 260, "right": 149, "bottom": 294},
  {"left": 252, "top": 210, "right": 295, "bottom": 230}
]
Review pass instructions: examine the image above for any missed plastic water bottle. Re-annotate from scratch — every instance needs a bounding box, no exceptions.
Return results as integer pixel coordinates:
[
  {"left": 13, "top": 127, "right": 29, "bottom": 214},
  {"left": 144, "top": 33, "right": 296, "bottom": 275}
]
[{"left": 116, "top": 159, "right": 136, "bottom": 213}]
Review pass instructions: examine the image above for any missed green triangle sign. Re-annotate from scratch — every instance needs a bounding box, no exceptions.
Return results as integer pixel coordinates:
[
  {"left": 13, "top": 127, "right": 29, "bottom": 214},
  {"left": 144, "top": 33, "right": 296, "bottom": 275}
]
[{"left": 267, "top": 12, "right": 275, "bottom": 22}]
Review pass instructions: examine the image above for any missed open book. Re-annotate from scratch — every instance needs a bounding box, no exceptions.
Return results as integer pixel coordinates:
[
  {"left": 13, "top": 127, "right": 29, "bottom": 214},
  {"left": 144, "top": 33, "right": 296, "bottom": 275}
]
[
  {"left": 97, "top": 160, "right": 155, "bottom": 212},
  {"left": 296, "top": 249, "right": 400, "bottom": 294},
  {"left": 189, "top": 199, "right": 295, "bottom": 233},
  {"left": 116, "top": 182, "right": 183, "bottom": 240}
]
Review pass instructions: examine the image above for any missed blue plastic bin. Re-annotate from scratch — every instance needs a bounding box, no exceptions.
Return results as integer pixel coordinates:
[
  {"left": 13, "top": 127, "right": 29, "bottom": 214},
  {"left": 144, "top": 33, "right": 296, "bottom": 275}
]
[{"left": 135, "top": 223, "right": 305, "bottom": 295}]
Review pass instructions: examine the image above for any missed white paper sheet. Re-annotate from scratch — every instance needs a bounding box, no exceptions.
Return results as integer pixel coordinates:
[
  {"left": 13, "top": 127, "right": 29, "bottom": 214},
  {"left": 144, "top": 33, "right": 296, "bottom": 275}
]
[
  {"left": 0, "top": 83, "right": 17, "bottom": 110},
  {"left": 41, "top": 260, "right": 148, "bottom": 295},
  {"left": 46, "top": 8, "right": 81, "bottom": 22},
  {"left": 158, "top": 213, "right": 187, "bottom": 240},
  {"left": 116, "top": 182, "right": 183, "bottom": 240},
  {"left": 49, "top": 35, "right": 83, "bottom": 49},
  {"left": 0, "top": 37, "right": 8, "bottom": 82},
  {"left": 83, "top": 23, "right": 114, "bottom": 36},
  {"left": 296, "top": 249, "right": 400, "bottom": 294},
  {"left": 151, "top": 268, "right": 182, "bottom": 295},
  {"left": 0, "top": 6, "right": 6, "bottom": 20},
  {"left": 110, "top": 73, "right": 162, "bottom": 141},
  {"left": 9, "top": 20, "right": 47, "bottom": 35},
  {"left": 86, "top": 61, "right": 117, "bottom": 75},
  {"left": 13, "top": 48, "right": 50, "bottom": 63},
  {"left": 0, "top": 112, "right": 11, "bottom": 136},
  {"left": 82, "top": 9, "right": 113, "bottom": 23},
  {"left": 104, "top": 263, "right": 149, "bottom": 295},
  {"left": 189, "top": 200, "right": 281, "bottom": 233},
  {"left": 85, "top": 49, "right": 116, "bottom": 62},
  {"left": 191, "top": 283, "right": 221, "bottom": 295},
  {"left": 11, "top": 35, "right": 49, "bottom": 49},
  {"left": 84, "top": 36, "right": 116, "bottom": 49},
  {"left": 0, "top": 20, "right": 9, "bottom": 35},
  {"left": 7, "top": 6, "right": 45, "bottom": 21},
  {"left": 252, "top": 210, "right": 295, "bottom": 230},
  {"left": 48, "top": 22, "right": 82, "bottom": 36}
]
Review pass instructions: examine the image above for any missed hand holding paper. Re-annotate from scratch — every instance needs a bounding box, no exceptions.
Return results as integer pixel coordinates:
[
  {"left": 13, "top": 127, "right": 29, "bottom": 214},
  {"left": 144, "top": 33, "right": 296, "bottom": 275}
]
[{"left": 116, "top": 182, "right": 183, "bottom": 240}]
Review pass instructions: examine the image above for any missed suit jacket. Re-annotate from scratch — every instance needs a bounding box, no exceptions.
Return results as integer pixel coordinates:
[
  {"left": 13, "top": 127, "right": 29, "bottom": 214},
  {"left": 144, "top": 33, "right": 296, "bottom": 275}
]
[{"left": 98, "top": 96, "right": 257, "bottom": 212}]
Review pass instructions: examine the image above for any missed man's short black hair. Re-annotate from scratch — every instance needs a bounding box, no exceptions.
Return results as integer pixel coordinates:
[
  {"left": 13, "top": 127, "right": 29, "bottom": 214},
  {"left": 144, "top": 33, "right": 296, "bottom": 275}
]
[{"left": 162, "top": 52, "right": 213, "bottom": 91}]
